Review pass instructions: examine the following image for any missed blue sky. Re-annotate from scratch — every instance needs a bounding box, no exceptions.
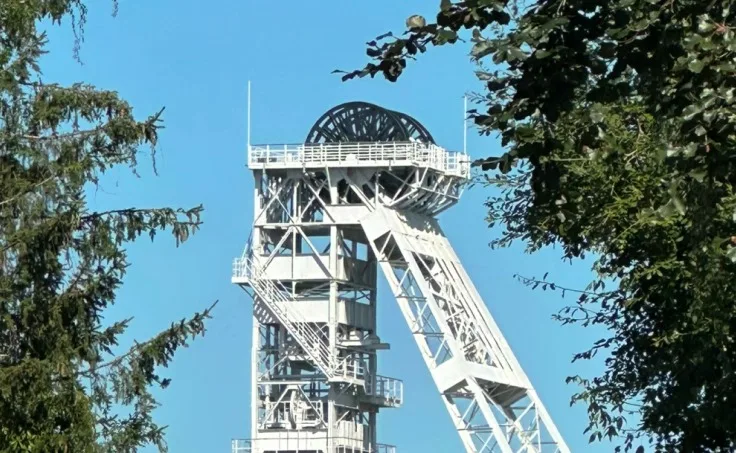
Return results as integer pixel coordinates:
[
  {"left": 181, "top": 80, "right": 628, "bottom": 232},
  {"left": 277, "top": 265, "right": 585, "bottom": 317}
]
[{"left": 41, "top": 1, "right": 617, "bottom": 452}]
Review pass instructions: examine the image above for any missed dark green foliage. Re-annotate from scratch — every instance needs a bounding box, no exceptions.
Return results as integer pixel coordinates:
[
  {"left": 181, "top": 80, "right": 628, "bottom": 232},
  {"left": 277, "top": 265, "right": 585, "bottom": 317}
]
[
  {"left": 0, "top": 1, "right": 214, "bottom": 451},
  {"left": 347, "top": 0, "right": 736, "bottom": 451}
]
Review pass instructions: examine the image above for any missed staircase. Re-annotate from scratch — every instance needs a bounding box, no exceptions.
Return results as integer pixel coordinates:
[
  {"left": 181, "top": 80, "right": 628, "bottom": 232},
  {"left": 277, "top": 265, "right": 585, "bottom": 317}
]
[{"left": 241, "top": 255, "right": 337, "bottom": 380}]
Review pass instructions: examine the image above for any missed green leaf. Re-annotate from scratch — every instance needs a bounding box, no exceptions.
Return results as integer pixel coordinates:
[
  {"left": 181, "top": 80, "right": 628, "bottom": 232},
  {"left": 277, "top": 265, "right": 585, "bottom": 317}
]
[
  {"left": 698, "top": 16, "right": 715, "bottom": 33},
  {"left": 472, "top": 40, "right": 495, "bottom": 59},
  {"left": 716, "top": 62, "right": 736, "bottom": 75},
  {"left": 657, "top": 199, "right": 678, "bottom": 218},
  {"left": 590, "top": 104, "right": 606, "bottom": 123},
  {"left": 436, "top": 29, "right": 457, "bottom": 44},
  {"left": 682, "top": 104, "right": 702, "bottom": 120},
  {"left": 689, "top": 169, "right": 707, "bottom": 182},
  {"left": 668, "top": 181, "right": 686, "bottom": 215},
  {"left": 726, "top": 246, "right": 736, "bottom": 262},
  {"left": 688, "top": 58, "right": 706, "bottom": 73},
  {"left": 508, "top": 46, "right": 527, "bottom": 61},
  {"left": 683, "top": 142, "right": 698, "bottom": 157},
  {"left": 406, "top": 14, "right": 426, "bottom": 29}
]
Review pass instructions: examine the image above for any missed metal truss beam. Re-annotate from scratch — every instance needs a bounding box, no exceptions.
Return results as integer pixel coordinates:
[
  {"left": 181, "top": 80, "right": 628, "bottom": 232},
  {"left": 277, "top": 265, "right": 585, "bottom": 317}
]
[{"left": 360, "top": 206, "right": 570, "bottom": 453}]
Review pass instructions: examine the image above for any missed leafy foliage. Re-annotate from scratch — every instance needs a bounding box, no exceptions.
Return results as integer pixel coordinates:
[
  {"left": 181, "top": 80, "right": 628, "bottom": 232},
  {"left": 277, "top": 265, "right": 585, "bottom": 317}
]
[
  {"left": 0, "top": 1, "right": 214, "bottom": 451},
  {"left": 346, "top": 0, "right": 736, "bottom": 451}
]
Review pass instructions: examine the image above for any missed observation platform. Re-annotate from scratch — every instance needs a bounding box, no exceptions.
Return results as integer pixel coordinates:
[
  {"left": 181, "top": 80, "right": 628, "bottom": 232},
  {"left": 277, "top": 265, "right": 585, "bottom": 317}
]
[
  {"left": 247, "top": 141, "right": 470, "bottom": 179},
  {"left": 232, "top": 439, "right": 397, "bottom": 453}
]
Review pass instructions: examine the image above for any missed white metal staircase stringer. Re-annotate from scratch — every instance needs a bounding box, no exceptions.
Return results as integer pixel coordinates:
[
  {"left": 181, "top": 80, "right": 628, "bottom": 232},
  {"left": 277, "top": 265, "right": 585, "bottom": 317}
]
[
  {"left": 359, "top": 206, "right": 570, "bottom": 453},
  {"left": 240, "top": 255, "right": 336, "bottom": 380}
]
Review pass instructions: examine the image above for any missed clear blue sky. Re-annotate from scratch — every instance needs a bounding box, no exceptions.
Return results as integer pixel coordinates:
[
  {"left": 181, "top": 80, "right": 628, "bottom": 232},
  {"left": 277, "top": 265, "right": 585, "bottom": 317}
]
[{"left": 41, "top": 1, "right": 617, "bottom": 452}]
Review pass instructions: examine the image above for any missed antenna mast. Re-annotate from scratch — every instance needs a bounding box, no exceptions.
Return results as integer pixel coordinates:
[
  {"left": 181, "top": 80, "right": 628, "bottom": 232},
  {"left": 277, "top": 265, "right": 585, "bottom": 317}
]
[
  {"left": 247, "top": 81, "right": 252, "bottom": 153},
  {"left": 463, "top": 95, "right": 468, "bottom": 155}
]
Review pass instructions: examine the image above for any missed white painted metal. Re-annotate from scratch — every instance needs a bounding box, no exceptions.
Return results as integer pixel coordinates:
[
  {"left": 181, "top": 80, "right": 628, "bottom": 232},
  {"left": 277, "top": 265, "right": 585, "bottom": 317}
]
[
  {"left": 247, "top": 80, "right": 251, "bottom": 150},
  {"left": 232, "top": 438, "right": 397, "bottom": 453},
  {"left": 463, "top": 95, "right": 468, "bottom": 156},
  {"left": 232, "top": 146, "right": 410, "bottom": 453},
  {"left": 233, "top": 138, "right": 569, "bottom": 453},
  {"left": 360, "top": 207, "right": 570, "bottom": 453},
  {"left": 247, "top": 142, "right": 469, "bottom": 177}
]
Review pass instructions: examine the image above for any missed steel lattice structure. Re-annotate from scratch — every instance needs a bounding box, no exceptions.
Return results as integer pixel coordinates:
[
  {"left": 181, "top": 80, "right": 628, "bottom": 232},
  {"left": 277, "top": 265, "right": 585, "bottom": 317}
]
[{"left": 232, "top": 102, "right": 570, "bottom": 453}]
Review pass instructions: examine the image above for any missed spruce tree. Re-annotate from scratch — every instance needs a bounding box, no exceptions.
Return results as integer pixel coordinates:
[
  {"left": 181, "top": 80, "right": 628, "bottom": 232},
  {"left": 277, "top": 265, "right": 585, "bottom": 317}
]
[{"left": 0, "top": 2, "right": 214, "bottom": 451}]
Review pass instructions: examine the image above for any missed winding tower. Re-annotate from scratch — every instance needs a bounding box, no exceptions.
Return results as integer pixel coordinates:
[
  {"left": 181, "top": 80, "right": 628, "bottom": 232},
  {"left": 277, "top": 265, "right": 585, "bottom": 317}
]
[{"left": 232, "top": 102, "right": 570, "bottom": 453}]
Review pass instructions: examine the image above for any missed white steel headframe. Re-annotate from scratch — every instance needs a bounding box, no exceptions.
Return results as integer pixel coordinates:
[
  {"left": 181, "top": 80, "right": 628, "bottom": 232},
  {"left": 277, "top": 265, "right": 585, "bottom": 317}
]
[{"left": 232, "top": 140, "right": 569, "bottom": 453}]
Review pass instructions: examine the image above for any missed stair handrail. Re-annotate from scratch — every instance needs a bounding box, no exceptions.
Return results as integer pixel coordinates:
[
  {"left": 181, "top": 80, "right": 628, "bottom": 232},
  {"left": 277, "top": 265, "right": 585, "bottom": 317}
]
[{"left": 243, "top": 255, "right": 335, "bottom": 378}]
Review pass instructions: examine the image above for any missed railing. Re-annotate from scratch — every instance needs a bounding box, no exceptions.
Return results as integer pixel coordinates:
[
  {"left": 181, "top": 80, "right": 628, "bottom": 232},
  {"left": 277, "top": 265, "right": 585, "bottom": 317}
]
[
  {"left": 233, "top": 256, "right": 381, "bottom": 386},
  {"left": 248, "top": 142, "right": 469, "bottom": 177},
  {"left": 335, "top": 355, "right": 367, "bottom": 381},
  {"left": 335, "top": 444, "right": 397, "bottom": 453},
  {"left": 260, "top": 399, "right": 324, "bottom": 429},
  {"left": 232, "top": 439, "right": 252, "bottom": 453},
  {"left": 231, "top": 438, "right": 396, "bottom": 453},
  {"left": 376, "top": 444, "right": 397, "bottom": 453},
  {"left": 366, "top": 375, "right": 404, "bottom": 406},
  {"left": 235, "top": 254, "right": 337, "bottom": 379},
  {"left": 232, "top": 257, "right": 249, "bottom": 280}
]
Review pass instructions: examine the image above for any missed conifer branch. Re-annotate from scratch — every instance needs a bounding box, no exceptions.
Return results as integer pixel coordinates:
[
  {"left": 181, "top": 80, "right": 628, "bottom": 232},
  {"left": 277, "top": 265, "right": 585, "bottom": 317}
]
[{"left": 81, "top": 300, "right": 218, "bottom": 376}]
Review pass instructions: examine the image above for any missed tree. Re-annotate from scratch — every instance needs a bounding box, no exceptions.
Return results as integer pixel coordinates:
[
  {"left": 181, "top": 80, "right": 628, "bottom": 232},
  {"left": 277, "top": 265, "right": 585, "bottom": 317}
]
[
  {"left": 0, "top": 2, "right": 214, "bottom": 451},
  {"left": 344, "top": 0, "right": 736, "bottom": 451}
]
